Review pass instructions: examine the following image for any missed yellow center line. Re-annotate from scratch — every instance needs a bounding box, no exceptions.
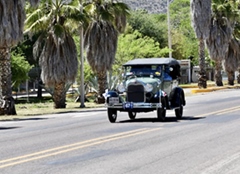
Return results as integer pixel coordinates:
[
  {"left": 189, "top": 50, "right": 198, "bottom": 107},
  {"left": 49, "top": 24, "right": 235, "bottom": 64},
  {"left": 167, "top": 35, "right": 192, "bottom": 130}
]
[
  {"left": 215, "top": 108, "right": 240, "bottom": 115},
  {"left": 0, "top": 128, "right": 147, "bottom": 164},
  {"left": 195, "top": 106, "right": 240, "bottom": 118},
  {"left": 0, "top": 127, "right": 160, "bottom": 169}
]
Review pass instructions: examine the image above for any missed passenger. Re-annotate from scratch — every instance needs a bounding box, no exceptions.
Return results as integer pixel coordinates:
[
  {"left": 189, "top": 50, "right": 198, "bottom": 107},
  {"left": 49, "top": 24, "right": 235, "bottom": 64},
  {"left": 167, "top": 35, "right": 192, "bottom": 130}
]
[{"left": 164, "top": 67, "right": 172, "bottom": 80}]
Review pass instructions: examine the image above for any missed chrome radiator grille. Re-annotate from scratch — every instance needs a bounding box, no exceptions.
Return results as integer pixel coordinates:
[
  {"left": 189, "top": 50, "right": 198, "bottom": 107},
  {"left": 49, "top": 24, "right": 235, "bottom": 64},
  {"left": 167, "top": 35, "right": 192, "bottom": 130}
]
[{"left": 127, "top": 84, "right": 145, "bottom": 102}]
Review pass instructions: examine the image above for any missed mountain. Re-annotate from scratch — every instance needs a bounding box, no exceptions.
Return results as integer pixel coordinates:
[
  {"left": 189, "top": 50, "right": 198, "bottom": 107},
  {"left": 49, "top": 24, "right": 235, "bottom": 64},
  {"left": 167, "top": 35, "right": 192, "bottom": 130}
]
[{"left": 120, "top": 0, "right": 172, "bottom": 14}]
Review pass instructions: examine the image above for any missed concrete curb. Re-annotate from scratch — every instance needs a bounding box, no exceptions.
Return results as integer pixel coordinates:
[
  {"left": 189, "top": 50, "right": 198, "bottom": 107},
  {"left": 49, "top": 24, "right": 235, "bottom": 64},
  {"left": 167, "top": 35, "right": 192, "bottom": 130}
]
[{"left": 190, "top": 85, "right": 240, "bottom": 93}]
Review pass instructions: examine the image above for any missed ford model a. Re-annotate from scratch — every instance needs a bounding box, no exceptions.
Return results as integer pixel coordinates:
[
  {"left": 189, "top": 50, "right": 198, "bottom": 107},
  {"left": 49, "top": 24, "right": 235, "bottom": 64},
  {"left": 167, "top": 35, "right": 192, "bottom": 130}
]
[{"left": 105, "top": 58, "right": 186, "bottom": 123}]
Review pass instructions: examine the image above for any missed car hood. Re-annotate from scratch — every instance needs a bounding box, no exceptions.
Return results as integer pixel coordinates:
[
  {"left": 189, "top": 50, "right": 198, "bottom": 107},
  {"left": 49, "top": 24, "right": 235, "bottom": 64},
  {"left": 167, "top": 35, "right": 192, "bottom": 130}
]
[{"left": 126, "top": 77, "right": 161, "bottom": 93}]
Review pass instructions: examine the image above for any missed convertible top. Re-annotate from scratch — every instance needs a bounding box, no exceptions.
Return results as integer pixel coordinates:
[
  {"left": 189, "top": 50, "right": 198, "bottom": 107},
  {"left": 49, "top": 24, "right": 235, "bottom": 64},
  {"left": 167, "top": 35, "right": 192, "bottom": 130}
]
[{"left": 123, "top": 58, "right": 180, "bottom": 66}]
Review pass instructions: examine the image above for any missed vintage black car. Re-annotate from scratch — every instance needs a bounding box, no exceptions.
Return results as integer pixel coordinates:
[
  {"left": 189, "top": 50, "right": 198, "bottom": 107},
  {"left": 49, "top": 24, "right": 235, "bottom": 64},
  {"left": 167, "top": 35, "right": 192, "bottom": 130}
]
[{"left": 105, "top": 58, "right": 186, "bottom": 123}]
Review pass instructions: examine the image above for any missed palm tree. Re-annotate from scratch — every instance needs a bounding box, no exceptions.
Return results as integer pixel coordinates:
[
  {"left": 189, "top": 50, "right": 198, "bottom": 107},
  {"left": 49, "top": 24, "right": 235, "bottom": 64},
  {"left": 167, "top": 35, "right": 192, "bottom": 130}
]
[
  {"left": 84, "top": 0, "right": 130, "bottom": 103},
  {"left": 190, "top": 0, "right": 211, "bottom": 88},
  {"left": 223, "top": 37, "right": 240, "bottom": 85},
  {"left": 206, "top": 0, "right": 238, "bottom": 86},
  {"left": 25, "top": 0, "right": 82, "bottom": 108},
  {"left": 237, "top": 67, "right": 240, "bottom": 84},
  {"left": 206, "top": 16, "right": 230, "bottom": 87},
  {"left": 0, "top": 0, "right": 40, "bottom": 115}
]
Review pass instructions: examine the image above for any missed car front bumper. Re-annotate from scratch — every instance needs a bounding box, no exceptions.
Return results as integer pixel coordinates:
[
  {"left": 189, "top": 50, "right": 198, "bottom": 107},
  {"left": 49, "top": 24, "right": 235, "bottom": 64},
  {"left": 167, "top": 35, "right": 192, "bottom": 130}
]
[{"left": 106, "top": 102, "right": 162, "bottom": 110}]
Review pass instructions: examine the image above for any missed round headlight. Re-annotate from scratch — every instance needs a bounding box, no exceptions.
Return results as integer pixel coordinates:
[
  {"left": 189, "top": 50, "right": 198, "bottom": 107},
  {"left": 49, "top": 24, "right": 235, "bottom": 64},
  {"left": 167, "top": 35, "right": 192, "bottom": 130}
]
[
  {"left": 117, "top": 83, "right": 125, "bottom": 93},
  {"left": 145, "top": 84, "right": 153, "bottom": 92}
]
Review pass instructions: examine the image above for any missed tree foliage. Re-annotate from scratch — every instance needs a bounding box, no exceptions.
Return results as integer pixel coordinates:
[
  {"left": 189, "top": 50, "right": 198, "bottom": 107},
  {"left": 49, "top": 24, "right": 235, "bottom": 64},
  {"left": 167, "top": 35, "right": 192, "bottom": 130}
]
[
  {"left": 128, "top": 1, "right": 199, "bottom": 63},
  {"left": 170, "top": 0, "right": 198, "bottom": 60},
  {"left": 11, "top": 51, "right": 33, "bottom": 88},
  {"left": 112, "top": 27, "right": 169, "bottom": 76},
  {"left": 128, "top": 10, "right": 168, "bottom": 48}
]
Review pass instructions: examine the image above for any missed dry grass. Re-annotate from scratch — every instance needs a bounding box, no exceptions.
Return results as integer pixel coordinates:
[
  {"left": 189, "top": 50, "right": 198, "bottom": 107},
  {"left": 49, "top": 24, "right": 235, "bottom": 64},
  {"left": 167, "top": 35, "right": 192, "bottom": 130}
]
[
  {"left": 16, "top": 102, "right": 104, "bottom": 116},
  {"left": 0, "top": 96, "right": 105, "bottom": 121}
]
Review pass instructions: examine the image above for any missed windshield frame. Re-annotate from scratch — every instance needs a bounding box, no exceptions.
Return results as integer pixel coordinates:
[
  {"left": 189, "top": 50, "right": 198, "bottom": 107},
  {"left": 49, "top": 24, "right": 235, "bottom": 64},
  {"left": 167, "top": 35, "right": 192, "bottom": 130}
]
[{"left": 123, "top": 65, "right": 163, "bottom": 79}]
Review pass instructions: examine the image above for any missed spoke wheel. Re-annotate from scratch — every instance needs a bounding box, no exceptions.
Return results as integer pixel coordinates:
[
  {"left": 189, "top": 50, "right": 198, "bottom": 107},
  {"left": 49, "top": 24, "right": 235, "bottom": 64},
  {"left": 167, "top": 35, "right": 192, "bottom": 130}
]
[
  {"left": 128, "top": 112, "right": 137, "bottom": 120},
  {"left": 108, "top": 108, "right": 117, "bottom": 123}
]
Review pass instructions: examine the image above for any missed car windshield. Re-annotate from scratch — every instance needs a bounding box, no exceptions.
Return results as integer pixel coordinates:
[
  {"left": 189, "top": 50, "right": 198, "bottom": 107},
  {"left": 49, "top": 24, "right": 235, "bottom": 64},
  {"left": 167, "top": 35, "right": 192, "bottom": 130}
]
[{"left": 125, "top": 65, "right": 162, "bottom": 77}]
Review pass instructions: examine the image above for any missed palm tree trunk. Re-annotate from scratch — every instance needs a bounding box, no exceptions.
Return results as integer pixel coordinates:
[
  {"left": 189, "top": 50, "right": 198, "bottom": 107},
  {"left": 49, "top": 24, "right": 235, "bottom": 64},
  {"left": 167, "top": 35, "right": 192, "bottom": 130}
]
[
  {"left": 227, "top": 70, "right": 234, "bottom": 86},
  {"left": 215, "top": 59, "right": 223, "bottom": 86},
  {"left": 97, "top": 70, "right": 108, "bottom": 104},
  {"left": 37, "top": 79, "right": 43, "bottom": 99},
  {"left": 237, "top": 68, "right": 240, "bottom": 84},
  {"left": 198, "top": 39, "right": 207, "bottom": 89},
  {"left": 0, "top": 48, "right": 16, "bottom": 115},
  {"left": 53, "top": 81, "right": 66, "bottom": 109}
]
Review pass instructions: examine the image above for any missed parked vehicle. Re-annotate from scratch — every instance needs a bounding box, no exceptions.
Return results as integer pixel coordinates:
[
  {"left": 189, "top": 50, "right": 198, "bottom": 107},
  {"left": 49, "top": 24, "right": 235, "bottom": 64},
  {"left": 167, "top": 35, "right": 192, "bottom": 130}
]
[{"left": 105, "top": 58, "right": 186, "bottom": 123}]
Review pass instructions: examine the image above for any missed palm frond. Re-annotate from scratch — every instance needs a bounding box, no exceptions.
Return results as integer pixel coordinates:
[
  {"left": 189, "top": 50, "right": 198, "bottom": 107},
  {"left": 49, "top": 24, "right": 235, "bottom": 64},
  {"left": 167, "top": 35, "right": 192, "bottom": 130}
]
[
  {"left": 0, "top": 0, "right": 25, "bottom": 47},
  {"left": 223, "top": 37, "right": 240, "bottom": 71},
  {"left": 33, "top": 33, "right": 46, "bottom": 60},
  {"left": 206, "top": 18, "right": 232, "bottom": 60},
  {"left": 84, "top": 20, "right": 118, "bottom": 73},
  {"left": 39, "top": 31, "right": 78, "bottom": 87},
  {"left": 25, "top": 15, "right": 52, "bottom": 35},
  {"left": 112, "top": 2, "right": 130, "bottom": 33},
  {"left": 53, "top": 24, "right": 66, "bottom": 39},
  {"left": 190, "top": 0, "right": 211, "bottom": 39}
]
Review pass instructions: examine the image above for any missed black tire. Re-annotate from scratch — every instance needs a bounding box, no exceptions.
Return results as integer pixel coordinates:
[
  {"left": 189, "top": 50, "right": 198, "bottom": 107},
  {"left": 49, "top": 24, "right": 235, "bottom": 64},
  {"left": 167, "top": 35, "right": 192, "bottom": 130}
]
[
  {"left": 108, "top": 108, "right": 117, "bottom": 123},
  {"left": 157, "top": 98, "right": 166, "bottom": 121},
  {"left": 175, "top": 96, "right": 183, "bottom": 119},
  {"left": 128, "top": 112, "right": 137, "bottom": 120}
]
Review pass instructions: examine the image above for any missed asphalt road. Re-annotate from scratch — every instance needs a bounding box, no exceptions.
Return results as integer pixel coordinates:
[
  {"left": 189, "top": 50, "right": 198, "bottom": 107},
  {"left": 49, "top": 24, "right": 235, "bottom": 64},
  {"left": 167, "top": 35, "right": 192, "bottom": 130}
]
[{"left": 1, "top": 89, "right": 240, "bottom": 174}]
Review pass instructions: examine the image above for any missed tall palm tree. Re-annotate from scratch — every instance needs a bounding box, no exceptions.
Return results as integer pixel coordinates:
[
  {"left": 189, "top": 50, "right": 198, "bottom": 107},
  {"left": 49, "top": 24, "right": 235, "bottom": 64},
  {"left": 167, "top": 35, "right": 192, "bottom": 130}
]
[
  {"left": 84, "top": 0, "right": 130, "bottom": 103},
  {"left": 25, "top": 0, "right": 82, "bottom": 108},
  {"left": 206, "top": 18, "right": 231, "bottom": 86},
  {"left": 237, "top": 67, "right": 240, "bottom": 84},
  {"left": 223, "top": 37, "right": 240, "bottom": 85},
  {"left": 0, "top": 0, "right": 40, "bottom": 115},
  {"left": 206, "top": 0, "right": 238, "bottom": 86},
  {"left": 230, "top": 2, "right": 240, "bottom": 84},
  {"left": 190, "top": 0, "right": 211, "bottom": 89}
]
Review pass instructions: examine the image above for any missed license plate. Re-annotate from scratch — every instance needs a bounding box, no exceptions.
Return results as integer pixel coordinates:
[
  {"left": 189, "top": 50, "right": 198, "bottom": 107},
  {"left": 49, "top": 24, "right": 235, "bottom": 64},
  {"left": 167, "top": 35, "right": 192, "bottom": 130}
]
[
  {"left": 124, "top": 102, "right": 133, "bottom": 109},
  {"left": 109, "top": 97, "right": 119, "bottom": 104}
]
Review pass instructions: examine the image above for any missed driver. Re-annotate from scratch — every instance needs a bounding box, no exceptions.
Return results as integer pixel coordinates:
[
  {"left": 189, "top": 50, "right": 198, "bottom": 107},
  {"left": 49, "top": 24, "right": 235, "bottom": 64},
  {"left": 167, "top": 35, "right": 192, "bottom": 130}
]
[{"left": 155, "top": 66, "right": 161, "bottom": 76}]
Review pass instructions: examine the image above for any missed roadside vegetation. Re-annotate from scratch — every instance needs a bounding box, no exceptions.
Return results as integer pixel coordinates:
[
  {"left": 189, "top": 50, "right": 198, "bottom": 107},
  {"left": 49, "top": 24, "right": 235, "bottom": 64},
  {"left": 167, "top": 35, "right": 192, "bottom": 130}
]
[{"left": 0, "top": 95, "right": 104, "bottom": 120}]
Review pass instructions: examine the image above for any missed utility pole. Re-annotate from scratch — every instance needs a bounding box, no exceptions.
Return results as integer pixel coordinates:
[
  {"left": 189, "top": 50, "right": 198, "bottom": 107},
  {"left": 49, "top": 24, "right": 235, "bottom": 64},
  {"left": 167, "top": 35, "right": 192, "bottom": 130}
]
[
  {"left": 167, "top": 0, "right": 172, "bottom": 58},
  {"left": 80, "top": 0, "right": 85, "bottom": 108}
]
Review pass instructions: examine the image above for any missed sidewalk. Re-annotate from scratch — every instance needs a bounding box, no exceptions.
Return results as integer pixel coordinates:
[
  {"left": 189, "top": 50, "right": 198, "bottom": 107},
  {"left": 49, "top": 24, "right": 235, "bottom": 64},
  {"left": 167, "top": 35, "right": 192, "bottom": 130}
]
[{"left": 180, "top": 82, "right": 240, "bottom": 94}]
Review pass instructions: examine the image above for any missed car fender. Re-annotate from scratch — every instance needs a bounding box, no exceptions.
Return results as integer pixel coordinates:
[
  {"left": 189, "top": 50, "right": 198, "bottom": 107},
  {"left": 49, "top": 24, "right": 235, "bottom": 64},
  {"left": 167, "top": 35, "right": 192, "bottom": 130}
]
[
  {"left": 153, "top": 90, "right": 170, "bottom": 109},
  {"left": 106, "top": 91, "right": 122, "bottom": 104},
  {"left": 169, "top": 87, "right": 186, "bottom": 107}
]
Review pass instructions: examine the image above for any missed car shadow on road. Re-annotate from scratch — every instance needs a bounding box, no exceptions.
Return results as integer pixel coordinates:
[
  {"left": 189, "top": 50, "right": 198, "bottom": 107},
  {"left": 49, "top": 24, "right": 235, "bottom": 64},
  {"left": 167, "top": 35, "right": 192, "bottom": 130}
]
[
  {"left": 14, "top": 117, "right": 48, "bottom": 121},
  {"left": 118, "top": 116, "right": 205, "bottom": 123},
  {"left": 0, "top": 127, "right": 20, "bottom": 130}
]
